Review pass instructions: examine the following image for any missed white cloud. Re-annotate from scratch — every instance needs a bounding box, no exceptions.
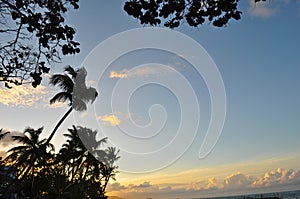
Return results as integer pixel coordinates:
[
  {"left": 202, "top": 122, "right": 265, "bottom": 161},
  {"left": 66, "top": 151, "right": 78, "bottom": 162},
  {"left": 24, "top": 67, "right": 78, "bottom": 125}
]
[
  {"left": 223, "top": 172, "right": 254, "bottom": 189},
  {"left": 252, "top": 168, "right": 300, "bottom": 187}
]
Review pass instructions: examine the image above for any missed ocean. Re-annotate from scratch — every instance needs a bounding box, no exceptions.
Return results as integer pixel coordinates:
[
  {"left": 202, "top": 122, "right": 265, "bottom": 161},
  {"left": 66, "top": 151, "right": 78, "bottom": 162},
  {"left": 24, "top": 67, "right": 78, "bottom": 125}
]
[{"left": 196, "top": 190, "right": 300, "bottom": 199}]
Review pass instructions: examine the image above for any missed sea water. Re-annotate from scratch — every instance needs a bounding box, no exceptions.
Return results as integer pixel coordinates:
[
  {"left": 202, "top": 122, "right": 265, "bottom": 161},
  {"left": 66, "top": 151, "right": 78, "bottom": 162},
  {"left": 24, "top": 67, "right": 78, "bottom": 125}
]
[{"left": 195, "top": 190, "right": 300, "bottom": 199}]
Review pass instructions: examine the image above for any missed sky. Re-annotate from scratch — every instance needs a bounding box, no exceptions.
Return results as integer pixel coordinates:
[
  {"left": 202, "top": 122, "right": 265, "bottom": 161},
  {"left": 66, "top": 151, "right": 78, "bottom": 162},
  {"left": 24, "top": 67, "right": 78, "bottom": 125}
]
[{"left": 1, "top": 0, "right": 300, "bottom": 199}]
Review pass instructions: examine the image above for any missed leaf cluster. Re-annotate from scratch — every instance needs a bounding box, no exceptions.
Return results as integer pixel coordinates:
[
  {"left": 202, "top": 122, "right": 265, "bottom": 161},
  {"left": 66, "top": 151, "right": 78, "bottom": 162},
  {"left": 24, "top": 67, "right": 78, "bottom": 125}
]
[
  {"left": 124, "top": 0, "right": 242, "bottom": 28},
  {"left": 0, "top": 0, "right": 80, "bottom": 88}
]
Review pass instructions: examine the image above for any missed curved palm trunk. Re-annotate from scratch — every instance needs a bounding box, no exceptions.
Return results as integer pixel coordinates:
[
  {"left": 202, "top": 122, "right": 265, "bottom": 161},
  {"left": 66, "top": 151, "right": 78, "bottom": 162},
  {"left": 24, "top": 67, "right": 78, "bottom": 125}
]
[{"left": 46, "top": 107, "right": 73, "bottom": 145}]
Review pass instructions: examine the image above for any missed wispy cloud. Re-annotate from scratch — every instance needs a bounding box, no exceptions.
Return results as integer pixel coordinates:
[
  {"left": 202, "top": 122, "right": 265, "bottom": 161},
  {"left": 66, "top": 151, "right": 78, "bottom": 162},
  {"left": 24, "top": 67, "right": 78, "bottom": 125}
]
[
  {"left": 109, "top": 66, "right": 175, "bottom": 79},
  {"left": 110, "top": 70, "right": 128, "bottom": 79},
  {"left": 0, "top": 84, "right": 47, "bottom": 107},
  {"left": 97, "top": 114, "right": 121, "bottom": 126},
  {"left": 97, "top": 112, "right": 141, "bottom": 127}
]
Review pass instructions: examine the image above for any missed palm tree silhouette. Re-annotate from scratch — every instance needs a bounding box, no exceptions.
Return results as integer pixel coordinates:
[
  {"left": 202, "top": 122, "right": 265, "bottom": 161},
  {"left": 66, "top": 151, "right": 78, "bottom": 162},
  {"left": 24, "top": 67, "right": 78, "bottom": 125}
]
[
  {"left": 46, "top": 66, "right": 98, "bottom": 145},
  {"left": 5, "top": 127, "right": 54, "bottom": 199},
  {"left": 101, "top": 146, "right": 120, "bottom": 195},
  {"left": 59, "top": 126, "right": 107, "bottom": 182}
]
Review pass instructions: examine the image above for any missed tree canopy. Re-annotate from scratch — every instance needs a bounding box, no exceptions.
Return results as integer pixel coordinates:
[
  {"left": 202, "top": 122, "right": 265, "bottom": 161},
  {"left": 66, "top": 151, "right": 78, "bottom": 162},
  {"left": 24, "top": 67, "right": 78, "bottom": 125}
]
[
  {"left": 0, "top": 0, "right": 269, "bottom": 88},
  {"left": 0, "top": 0, "right": 80, "bottom": 88},
  {"left": 124, "top": 0, "right": 267, "bottom": 28},
  {"left": 1, "top": 126, "right": 119, "bottom": 199}
]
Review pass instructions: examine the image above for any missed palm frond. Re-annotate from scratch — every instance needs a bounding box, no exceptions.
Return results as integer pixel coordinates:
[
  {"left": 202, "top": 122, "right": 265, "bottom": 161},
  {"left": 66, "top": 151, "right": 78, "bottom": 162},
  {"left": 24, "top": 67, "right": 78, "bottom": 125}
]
[
  {"left": 50, "top": 92, "right": 72, "bottom": 105},
  {"left": 50, "top": 74, "right": 74, "bottom": 92},
  {"left": 0, "top": 128, "right": 9, "bottom": 140},
  {"left": 11, "top": 135, "right": 32, "bottom": 146},
  {"left": 72, "top": 97, "right": 87, "bottom": 111},
  {"left": 7, "top": 145, "right": 30, "bottom": 154},
  {"left": 95, "top": 137, "right": 108, "bottom": 149},
  {"left": 64, "top": 65, "right": 77, "bottom": 78},
  {"left": 24, "top": 127, "right": 43, "bottom": 144}
]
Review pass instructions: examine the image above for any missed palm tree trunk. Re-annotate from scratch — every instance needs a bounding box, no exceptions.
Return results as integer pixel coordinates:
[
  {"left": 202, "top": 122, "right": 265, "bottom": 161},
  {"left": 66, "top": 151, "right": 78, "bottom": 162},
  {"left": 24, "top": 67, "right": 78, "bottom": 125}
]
[
  {"left": 46, "top": 107, "right": 73, "bottom": 144},
  {"left": 30, "top": 165, "right": 35, "bottom": 199},
  {"left": 102, "top": 173, "right": 111, "bottom": 195}
]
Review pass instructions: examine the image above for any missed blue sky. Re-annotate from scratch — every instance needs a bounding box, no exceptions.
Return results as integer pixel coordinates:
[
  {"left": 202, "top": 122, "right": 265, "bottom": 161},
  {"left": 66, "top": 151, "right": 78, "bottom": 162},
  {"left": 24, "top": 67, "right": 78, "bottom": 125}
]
[{"left": 1, "top": 1, "right": 300, "bottom": 198}]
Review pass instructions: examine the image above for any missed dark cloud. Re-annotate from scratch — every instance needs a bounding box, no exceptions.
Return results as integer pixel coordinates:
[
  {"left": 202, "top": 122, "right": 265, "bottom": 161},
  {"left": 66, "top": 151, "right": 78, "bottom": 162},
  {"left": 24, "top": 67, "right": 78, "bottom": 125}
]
[{"left": 108, "top": 182, "right": 126, "bottom": 191}]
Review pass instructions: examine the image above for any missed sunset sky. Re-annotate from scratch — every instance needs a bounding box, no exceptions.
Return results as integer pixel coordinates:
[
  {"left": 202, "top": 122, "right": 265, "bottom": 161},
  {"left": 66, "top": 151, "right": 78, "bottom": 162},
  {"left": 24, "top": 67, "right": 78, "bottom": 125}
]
[{"left": 1, "top": 1, "right": 300, "bottom": 199}]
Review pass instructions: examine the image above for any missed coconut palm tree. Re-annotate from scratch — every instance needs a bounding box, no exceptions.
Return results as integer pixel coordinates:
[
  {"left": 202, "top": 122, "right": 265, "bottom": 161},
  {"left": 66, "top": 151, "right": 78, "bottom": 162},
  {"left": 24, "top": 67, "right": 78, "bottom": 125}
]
[
  {"left": 58, "top": 126, "right": 107, "bottom": 182},
  {"left": 5, "top": 127, "right": 54, "bottom": 199},
  {"left": 58, "top": 126, "right": 117, "bottom": 198},
  {"left": 100, "top": 146, "right": 120, "bottom": 195},
  {"left": 46, "top": 66, "right": 98, "bottom": 145}
]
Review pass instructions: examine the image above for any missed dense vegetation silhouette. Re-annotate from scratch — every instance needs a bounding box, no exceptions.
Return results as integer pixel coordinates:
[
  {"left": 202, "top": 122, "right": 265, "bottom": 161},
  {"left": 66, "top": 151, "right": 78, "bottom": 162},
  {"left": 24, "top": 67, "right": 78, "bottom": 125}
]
[
  {"left": 0, "top": 125, "right": 119, "bottom": 199},
  {"left": 1, "top": 67, "right": 117, "bottom": 199}
]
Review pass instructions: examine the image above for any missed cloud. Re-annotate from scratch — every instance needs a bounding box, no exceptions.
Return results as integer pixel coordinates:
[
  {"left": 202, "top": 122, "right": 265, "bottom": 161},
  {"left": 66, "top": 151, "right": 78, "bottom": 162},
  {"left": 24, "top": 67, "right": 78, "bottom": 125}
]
[
  {"left": 252, "top": 168, "right": 300, "bottom": 188},
  {"left": 109, "top": 66, "right": 175, "bottom": 79},
  {"left": 223, "top": 168, "right": 300, "bottom": 190},
  {"left": 97, "top": 112, "right": 138, "bottom": 126},
  {"left": 107, "top": 168, "right": 300, "bottom": 199},
  {"left": 109, "top": 197, "right": 126, "bottom": 199},
  {"left": 248, "top": 0, "right": 279, "bottom": 19},
  {"left": 0, "top": 84, "right": 47, "bottom": 107},
  {"left": 207, "top": 177, "right": 218, "bottom": 190},
  {"left": 97, "top": 114, "right": 121, "bottom": 126},
  {"left": 223, "top": 172, "right": 254, "bottom": 189},
  {"left": 110, "top": 70, "right": 128, "bottom": 79},
  {"left": 248, "top": 0, "right": 297, "bottom": 19},
  {"left": 108, "top": 182, "right": 126, "bottom": 191},
  {"left": 130, "top": 181, "right": 152, "bottom": 189},
  {"left": 45, "top": 101, "right": 67, "bottom": 109}
]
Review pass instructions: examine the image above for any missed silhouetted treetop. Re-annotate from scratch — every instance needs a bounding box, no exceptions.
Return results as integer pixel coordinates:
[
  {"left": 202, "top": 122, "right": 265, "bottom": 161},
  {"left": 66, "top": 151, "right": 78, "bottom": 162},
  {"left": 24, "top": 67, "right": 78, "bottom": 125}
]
[
  {"left": 0, "top": 0, "right": 80, "bottom": 88},
  {"left": 124, "top": 0, "right": 243, "bottom": 28}
]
